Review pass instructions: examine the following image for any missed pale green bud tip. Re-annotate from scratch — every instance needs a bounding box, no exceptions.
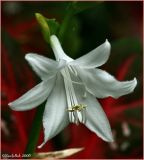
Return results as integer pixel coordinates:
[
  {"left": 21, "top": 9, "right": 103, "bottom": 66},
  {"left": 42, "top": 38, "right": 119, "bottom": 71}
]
[
  {"left": 35, "top": 13, "right": 49, "bottom": 31},
  {"left": 35, "top": 13, "right": 41, "bottom": 18},
  {"left": 35, "top": 13, "right": 45, "bottom": 22}
]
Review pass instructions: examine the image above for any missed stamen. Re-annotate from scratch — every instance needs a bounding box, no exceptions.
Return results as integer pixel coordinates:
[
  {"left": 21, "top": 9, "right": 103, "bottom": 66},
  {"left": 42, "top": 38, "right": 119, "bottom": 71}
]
[
  {"left": 62, "top": 70, "right": 73, "bottom": 122},
  {"left": 67, "top": 104, "right": 87, "bottom": 124},
  {"left": 73, "top": 111, "right": 79, "bottom": 125},
  {"left": 65, "top": 68, "right": 78, "bottom": 105},
  {"left": 68, "top": 65, "right": 78, "bottom": 76},
  {"left": 81, "top": 107, "right": 86, "bottom": 124},
  {"left": 61, "top": 67, "right": 87, "bottom": 125},
  {"left": 71, "top": 81, "right": 87, "bottom": 98}
]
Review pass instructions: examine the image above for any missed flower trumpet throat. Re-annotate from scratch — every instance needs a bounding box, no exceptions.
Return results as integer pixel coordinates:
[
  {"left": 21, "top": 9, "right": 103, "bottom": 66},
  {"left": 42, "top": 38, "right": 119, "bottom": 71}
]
[{"left": 9, "top": 34, "right": 137, "bottom": 148}]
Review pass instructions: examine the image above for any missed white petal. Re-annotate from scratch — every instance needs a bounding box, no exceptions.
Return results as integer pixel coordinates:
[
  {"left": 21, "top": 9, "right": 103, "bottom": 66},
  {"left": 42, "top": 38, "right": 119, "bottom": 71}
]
[
  {"left": 76, "top": 68, "right": 137, "bottom": 99},
  {"left": 8, "top": 75, "right": 56, "bottom": 111},
  {"left": 85, "top": 96, "right": 114, "bottom": 142},
  {"left": 70, "top": 39, "right": 111, "bottom": 68},
  {"left": 38, "top": 73, "right": 69, "bottom": 148},
  {"left": 50, "top": 35, "right": 73, "bottom": 62},
  {"left": 72, "top": 82, "right": 113, "bottom": 142},
  {"left": 25, "top": 53, "right": 66, "bottom": 80}
]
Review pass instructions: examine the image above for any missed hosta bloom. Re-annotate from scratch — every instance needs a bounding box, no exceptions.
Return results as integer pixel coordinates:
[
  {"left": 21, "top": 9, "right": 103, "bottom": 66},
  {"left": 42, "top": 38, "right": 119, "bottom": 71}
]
[{"left": 9, "top": 35, "right": 137, "bottom": 148}]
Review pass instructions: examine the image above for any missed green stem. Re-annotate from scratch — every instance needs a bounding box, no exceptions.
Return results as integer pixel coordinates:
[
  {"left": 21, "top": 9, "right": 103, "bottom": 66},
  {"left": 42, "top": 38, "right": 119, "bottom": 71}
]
[
  {"left": 24, "top": 103, "right": 45, "bottom": 156},
  {"left": 58, "top": 2, "right": 75, "bottom": 44}
]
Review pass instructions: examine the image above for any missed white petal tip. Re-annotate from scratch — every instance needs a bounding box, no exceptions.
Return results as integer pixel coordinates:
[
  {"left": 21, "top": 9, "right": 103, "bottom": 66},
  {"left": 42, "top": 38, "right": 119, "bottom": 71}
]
[
  {"left": 127, "top": 77, "right": 137, "bottom": 93},
  {"left": 105, "top": 38, "right": 108, "bottom": 42},
  {"left": 97, "top": 130, "right": 114, "bottom": 143},
  {"left": 131, "top": 77, "right": 137, "bottom": 91},
  {"left": 8, "top": 102, "right": 12, "bottom": 107},
  {"left": 25, "top": 54, "right": 33, "bottom": 60},
  {"left": 37, "top": 142, "right": 45, "bottom": 149},
  {"left": 105, "top": 39, "right": 111, "bottom": 47},
  {"left": 133, "top": 77, "right": 137, "bottom": 85},
  {"left": 104, "top": 135, "right": 114, "bottom": 143},
  {"left": 8, "top": 102, "right": 17, "bottom": 110},
  {"left": 8, "top": 103, "right": 18, "bottom": 111}
]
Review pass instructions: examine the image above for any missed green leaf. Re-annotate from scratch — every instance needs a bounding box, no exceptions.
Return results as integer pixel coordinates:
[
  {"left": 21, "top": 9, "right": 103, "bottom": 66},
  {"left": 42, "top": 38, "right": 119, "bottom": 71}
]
[
  {"left": 45, "top": 18, "right": 60, "bottom": 35},
  {"left": 24, "top": 102, "right": 45, "bottom": 155},
  {"left": 58, "top": 2, "right": 101, "bottom": 54},
  {"left": 58, "top": 4, "right": 74, "bottom": 44},
  {"left": 72, "top": 1, "right": 102, "bottom": 15},
  {"left": 61, "top": 17, "right": 81, "bottom": 58}
]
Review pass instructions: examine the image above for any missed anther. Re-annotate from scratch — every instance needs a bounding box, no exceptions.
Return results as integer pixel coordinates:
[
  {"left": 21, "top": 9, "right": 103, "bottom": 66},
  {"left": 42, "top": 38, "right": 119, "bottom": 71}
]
[{"left": 67, "top": 104, "right": 87, "bottom": 124}]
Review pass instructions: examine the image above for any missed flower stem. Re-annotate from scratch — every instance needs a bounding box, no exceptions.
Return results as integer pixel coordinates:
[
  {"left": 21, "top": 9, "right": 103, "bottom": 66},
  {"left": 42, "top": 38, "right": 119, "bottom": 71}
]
[
  {"left": 58, "top": 2, "right": 75, "bottom": 44},
  {"left": 24, "top": 103, "right": 45, "bottom": 155}
]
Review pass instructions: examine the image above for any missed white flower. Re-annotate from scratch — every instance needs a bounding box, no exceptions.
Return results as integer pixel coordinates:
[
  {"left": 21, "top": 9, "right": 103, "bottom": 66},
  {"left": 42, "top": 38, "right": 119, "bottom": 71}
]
[{"left": 8, "top": 35, "right": 137, "bottom": 148}]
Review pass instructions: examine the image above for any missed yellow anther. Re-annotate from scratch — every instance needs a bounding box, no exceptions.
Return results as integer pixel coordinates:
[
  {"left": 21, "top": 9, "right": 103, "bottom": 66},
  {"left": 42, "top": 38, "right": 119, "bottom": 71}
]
[{"left": 68, "top": 104, "right": 87, "bottom": 112}]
